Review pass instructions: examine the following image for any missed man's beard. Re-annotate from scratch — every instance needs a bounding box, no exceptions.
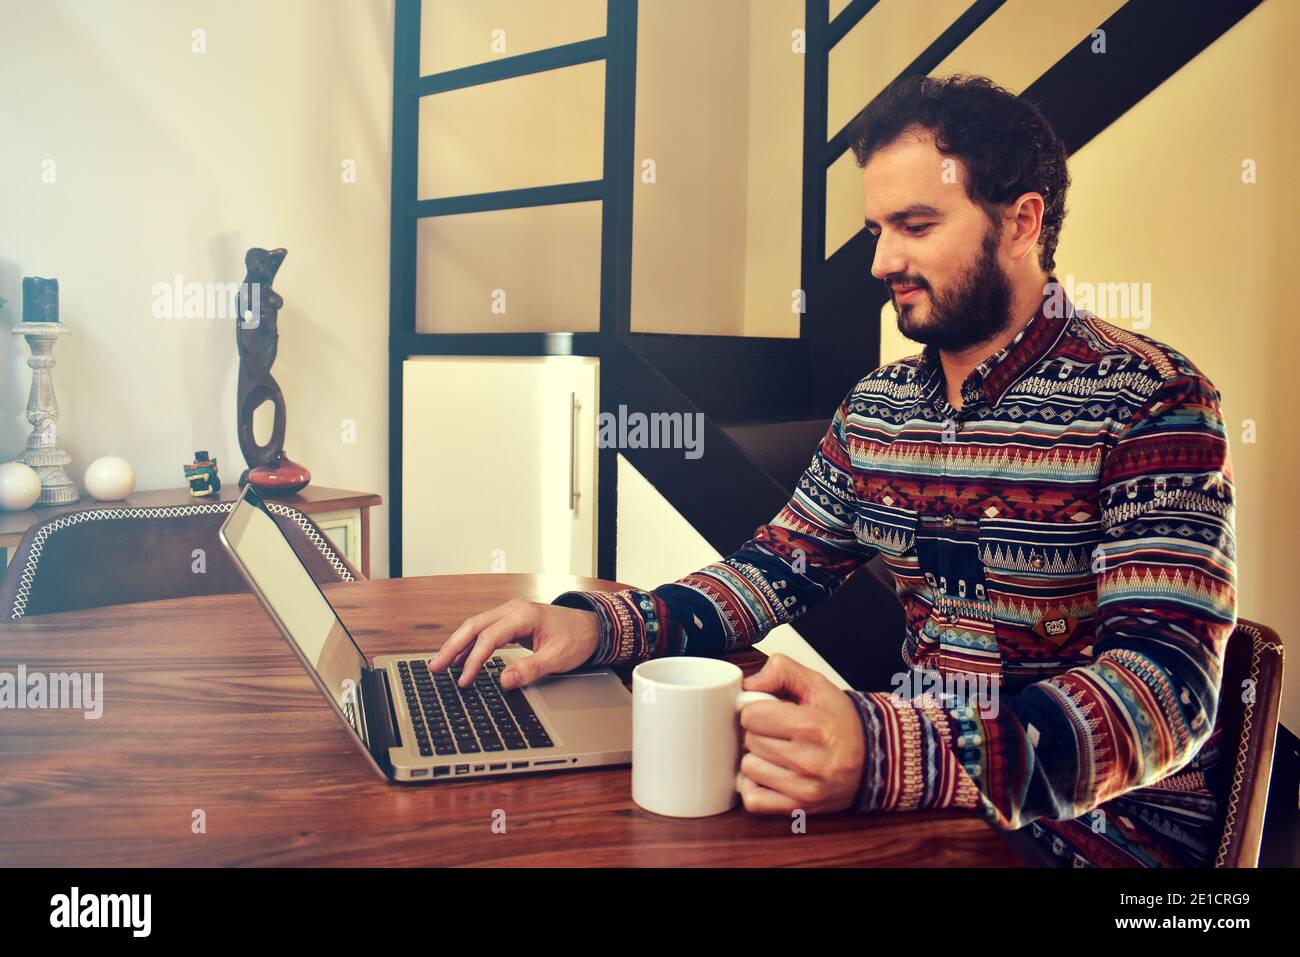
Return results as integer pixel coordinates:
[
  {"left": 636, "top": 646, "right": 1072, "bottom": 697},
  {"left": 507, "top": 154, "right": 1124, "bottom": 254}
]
[{"left": 891, "top": 220, "right": 1014, "bottom": 352}]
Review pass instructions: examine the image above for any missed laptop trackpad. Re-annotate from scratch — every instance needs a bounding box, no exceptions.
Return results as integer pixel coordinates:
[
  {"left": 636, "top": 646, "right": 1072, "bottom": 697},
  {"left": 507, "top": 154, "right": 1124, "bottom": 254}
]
[{"left": 532, "top": 673, "right": 630, "bottom": 712}]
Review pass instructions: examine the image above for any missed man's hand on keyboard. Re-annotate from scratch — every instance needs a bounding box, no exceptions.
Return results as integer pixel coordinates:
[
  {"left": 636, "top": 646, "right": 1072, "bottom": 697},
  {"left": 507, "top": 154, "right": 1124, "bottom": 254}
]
[{"left": 427, "top": 599, "right": 601, "bottom": 690}]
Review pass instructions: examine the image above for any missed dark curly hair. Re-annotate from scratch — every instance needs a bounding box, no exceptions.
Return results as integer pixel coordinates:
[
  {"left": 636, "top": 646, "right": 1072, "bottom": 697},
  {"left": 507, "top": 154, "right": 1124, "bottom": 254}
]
[{"left": 847, "top": 74, "right": 1070, "bottom": 274}]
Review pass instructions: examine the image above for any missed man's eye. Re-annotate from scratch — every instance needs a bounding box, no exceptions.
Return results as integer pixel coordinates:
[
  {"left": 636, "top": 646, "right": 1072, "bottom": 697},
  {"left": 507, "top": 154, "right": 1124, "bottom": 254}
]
[{"left": 906, "top": 224, "right": 933, "bottom": 235}]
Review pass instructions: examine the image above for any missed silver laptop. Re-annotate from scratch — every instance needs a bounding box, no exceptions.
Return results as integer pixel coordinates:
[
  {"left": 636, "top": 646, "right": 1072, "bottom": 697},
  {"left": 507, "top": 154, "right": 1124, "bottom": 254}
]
[{"left": 218, "top": 483, "right": 632, "bottom": 783}]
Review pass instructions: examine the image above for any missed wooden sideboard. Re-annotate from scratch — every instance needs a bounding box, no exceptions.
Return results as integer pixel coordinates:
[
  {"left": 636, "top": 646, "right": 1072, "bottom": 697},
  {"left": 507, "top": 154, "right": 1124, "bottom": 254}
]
[{"left": 0, "top": 484, "right": 383, "bottom": 577}]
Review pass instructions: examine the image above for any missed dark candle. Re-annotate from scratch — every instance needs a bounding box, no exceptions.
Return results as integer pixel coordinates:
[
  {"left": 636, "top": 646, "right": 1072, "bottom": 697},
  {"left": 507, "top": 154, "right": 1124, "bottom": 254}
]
[{"left": 21, "top": 277, "right": 59, "bottom": 323}]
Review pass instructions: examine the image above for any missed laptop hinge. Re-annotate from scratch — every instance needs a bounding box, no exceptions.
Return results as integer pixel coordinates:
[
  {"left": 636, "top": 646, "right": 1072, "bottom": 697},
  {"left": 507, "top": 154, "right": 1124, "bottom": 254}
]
[{"left": 360, "top": 665, "right": 397, "bottom": 777}]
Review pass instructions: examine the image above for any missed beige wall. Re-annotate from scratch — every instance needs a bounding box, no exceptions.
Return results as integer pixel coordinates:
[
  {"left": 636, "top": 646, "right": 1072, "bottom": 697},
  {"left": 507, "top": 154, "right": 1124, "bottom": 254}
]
[
  {"left": 742, "top": 0, "right": 805, "bottom": 338},
  {"left": 631, "top": 0, "right": 751, "bottom": 336},
  {"left": 638, "top": 0, "right": 804, "bottom": 339},
  {"left": 411, "top": 0, "right": 805, "bottom": 338},
  {"left": 0, "top": 0, "right": 394, "bottom": 576},
  {"left": 414, "top": 0, "right": 606, "bottom": 334}
]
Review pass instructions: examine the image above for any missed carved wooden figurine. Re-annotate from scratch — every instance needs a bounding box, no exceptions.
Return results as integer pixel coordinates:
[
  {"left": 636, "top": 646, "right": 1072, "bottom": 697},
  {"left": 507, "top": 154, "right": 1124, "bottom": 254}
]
[
  {"left": 235, "top": 248, "right": 288, "bottom": 486},
  {"left": 234, "top": 248, "right": 310, "bottom": 494}
]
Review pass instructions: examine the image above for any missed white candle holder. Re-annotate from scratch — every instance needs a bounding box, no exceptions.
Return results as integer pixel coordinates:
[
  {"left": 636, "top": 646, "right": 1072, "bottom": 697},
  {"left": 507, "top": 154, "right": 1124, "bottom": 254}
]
[{"left": 11, "top": 320, "right": 79, "bottom": 505}]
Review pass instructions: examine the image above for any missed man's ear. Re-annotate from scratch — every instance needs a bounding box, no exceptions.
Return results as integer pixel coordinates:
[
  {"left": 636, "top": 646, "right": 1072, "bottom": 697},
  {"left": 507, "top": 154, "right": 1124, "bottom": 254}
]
[{"left": 1008, "top": 192, "right": 1044, "bottom": 263}]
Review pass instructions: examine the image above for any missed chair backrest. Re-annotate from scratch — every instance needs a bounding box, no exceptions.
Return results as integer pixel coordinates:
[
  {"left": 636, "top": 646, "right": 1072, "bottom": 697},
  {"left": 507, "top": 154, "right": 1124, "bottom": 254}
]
[
  {"left": 0, "top": 498, "right": 361, "bottom": 621},
  {"left": 1213, "top": 617, "right": 1286, "bottom": 868}
]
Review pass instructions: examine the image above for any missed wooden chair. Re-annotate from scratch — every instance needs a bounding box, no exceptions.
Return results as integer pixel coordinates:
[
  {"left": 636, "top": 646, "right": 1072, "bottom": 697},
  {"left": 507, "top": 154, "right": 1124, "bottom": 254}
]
[
  {"left": 1212, "top": 617, "right": 1285, "bottom": 867},
  {"left": 0, "top": 498, "right": 361, "bottom": 621}
]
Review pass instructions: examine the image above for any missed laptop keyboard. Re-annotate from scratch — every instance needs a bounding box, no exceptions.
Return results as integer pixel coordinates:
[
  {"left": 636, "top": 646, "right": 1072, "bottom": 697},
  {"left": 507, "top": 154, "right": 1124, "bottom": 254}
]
[{"left": 397, "top": 656, "right": 554, "bottom": 758}]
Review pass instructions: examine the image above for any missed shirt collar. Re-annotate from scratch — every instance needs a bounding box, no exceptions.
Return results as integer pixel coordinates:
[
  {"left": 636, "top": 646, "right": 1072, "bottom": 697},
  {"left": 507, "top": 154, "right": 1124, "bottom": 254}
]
[{"left": 912, "top": 276, "right": 1074, "bottom": 413}]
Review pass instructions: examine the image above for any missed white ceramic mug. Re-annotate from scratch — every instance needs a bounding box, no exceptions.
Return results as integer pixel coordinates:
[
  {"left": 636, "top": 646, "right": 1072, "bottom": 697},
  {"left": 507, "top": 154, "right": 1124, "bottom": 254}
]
[{"left": 631, "top": 656, "right": 779, "bottom": 818}]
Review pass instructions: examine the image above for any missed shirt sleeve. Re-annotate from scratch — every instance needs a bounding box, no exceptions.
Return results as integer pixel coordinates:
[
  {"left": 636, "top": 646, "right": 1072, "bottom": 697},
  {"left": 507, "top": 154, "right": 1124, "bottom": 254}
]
[
  {"left": 845, "top": 372, "right": 1238, "bottom": 827},
  {"left": 551, "top": 386, "right": 877, "bottom": 666}
]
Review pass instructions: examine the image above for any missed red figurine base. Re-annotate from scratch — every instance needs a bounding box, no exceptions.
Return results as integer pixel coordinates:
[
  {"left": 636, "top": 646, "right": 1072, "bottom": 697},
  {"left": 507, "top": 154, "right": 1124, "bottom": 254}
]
[{"left": 245, "top": 451, "right": 311, "bottom": 495}]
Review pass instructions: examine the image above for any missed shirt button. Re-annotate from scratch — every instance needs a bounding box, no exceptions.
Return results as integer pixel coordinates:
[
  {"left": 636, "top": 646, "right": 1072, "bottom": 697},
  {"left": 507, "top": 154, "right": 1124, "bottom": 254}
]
[
  {"left": 942, "top": 515, "right": 955, "bottom": 528},
  {"left": 1030, "top": 554, "right": 1045, "bottom": 569},
  {"left": 946, "top": 612, "right": 960, "bottom": 625}
]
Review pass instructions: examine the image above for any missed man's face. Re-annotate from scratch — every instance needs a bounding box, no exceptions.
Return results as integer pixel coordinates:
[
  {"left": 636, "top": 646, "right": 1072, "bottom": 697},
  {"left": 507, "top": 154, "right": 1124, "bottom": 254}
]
[{"left": 863, "top": 128, "right": 1014, "bottom": 352}]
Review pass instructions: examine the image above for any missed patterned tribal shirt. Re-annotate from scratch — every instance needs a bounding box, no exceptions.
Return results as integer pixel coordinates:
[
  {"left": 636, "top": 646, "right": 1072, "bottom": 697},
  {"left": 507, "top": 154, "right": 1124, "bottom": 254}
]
[{"left": 552, "top": 279, "right": 1237, "bottom": 862}]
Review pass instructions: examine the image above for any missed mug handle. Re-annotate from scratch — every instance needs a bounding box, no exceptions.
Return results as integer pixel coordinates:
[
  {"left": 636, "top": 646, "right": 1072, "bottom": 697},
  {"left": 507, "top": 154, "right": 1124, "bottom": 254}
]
[
  {"left": 735, "top": 690, "right": 778, "bottom": 712},
  {"left": 734, "top": 690, "right": 779, "bottom": 795}
]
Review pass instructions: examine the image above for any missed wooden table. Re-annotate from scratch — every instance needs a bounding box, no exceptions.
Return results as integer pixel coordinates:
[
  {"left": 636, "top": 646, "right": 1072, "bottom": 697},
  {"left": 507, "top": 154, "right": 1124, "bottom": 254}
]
[
  {"left": 0, "top": 573, "right": 1028, "bottom": 867},
  {"left": 0, "top": 484, "right": 383, "bottom": 578}
]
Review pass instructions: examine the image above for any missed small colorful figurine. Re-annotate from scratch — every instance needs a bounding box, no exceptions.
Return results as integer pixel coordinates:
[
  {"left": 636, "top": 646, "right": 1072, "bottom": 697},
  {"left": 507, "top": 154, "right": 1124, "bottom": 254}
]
[{"left": 184, "top": 450, "right": 221, "bottom": 497}]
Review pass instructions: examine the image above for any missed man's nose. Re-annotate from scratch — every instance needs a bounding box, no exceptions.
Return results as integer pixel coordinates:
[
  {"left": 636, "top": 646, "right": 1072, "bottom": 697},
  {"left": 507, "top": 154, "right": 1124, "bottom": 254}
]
[{"left": 870, "top": 233, "right": 906, "bottom": 283}]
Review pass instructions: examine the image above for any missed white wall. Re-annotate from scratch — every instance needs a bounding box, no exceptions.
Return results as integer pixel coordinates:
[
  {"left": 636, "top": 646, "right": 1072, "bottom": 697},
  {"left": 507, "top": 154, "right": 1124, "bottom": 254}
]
[
  {"left": 0, "top": 0, "right": 394, "bottom": 576},
  {"left": 616, "top": 453, "right": 849, "bottom": 688}
]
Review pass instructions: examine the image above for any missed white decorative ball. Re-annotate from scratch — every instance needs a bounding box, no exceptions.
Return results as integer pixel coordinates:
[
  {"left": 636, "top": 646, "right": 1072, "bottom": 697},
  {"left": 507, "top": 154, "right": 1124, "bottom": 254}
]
[
  {"left": 84, "top": 456, "right": 136, "bottom": 501},
  {"left": 0, "top": 462, "right": 42, "bottom": 510}
]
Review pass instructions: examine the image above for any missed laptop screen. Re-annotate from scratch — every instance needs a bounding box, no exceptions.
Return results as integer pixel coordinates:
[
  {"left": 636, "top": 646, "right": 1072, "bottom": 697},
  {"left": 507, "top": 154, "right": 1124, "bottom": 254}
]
[{"left": 220, "top": 488, "right": 371, "bottom": 748}]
